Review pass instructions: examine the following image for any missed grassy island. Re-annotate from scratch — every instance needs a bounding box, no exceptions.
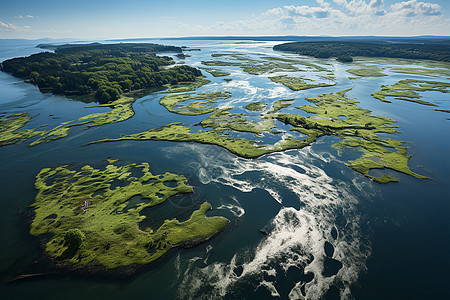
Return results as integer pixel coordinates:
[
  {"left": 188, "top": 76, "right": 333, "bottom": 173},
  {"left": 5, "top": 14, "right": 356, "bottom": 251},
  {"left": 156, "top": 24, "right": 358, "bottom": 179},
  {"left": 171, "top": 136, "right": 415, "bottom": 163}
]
[
  {"left": 160, "top": 92, "right": 231, "bottom": 115},
  {"left": 0, "top": 95, "right": 138, "bottom": 147},
  {"left": 244, "top": 102, "right": 267, "bottom": 112},
  {"left": 199, "top": 67, "right": 231, "bottom": 77},
  {"left": 347, "top": 68, "right": 387, "bottom": 77},
  {"left": 91, "top": 90, "right": 427, "bottom": 183},
  {"left": 30, "top": 161, "right": 228, "bottom": 269},
  {"left": 371, "top": 79, "right": 450, "bottom": 105},
  {"left": 269, "top": 75, "right": 336, "bottom": 91},
  {"left": 390, "top": 67, "right": 450, "bottom": 78},
  {"left": 0, "top": 43, "right": 214, "bottom": 147}
]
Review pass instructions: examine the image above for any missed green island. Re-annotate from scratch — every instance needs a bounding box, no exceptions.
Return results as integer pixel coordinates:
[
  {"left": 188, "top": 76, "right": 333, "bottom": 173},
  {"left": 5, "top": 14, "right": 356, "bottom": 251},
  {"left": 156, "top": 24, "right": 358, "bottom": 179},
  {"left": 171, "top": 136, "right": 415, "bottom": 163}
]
[
  {"left": 269, "top": 75, "right": 336, "bottom": 91},
  {"left": 0, "top": 43, "right": 213, "bottom": 147},
  {"left": 1, "top": 43, "right": 202, "bottom": 104},
  {"left": 268, "top": 98, "right": 295, "bottom": 113},
  {"left": 30, "top": 161, "right": 228, "bottom": 269},
  {"left": 0, "top": 113, "right": 41, "bottom": 146},
  {"left": 244, "top": 102, "right": 268, "bottom": 112},
  {"left": 390, "top": 67, "right": 450, "bottom": 78},
  {"left": 199, "top": 67, "right": 231, "bottom": 77},
  {"left": 0, "top": 95, "right": 137, "bottom": 146},
  {"left": 159, "top": 92, "right": 231, "bottom": 115},
  {"left": 90, "top": 90, "right": 427, "bottom": 183},
  {"left": 202, "top": 53, "right": 328, "bottom": 75},
  {"left": 273, "top": 41, "right": 450, "bottom": 62},
  {"left": 200, "top": 108, "right": 277, "bottom": 134},
  {"left": 347, "top": 68, "right": 387, "bottom": 77},
  {"left": 371, "top": 79, "right": 450, "bottom": 105}
]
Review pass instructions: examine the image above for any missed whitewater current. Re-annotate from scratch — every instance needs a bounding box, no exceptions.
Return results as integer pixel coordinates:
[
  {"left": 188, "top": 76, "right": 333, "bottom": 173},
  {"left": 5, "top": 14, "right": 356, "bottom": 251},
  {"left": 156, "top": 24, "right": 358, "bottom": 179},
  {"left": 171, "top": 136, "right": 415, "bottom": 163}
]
[{"left": 163, "top": 143, "right": 375, "bottom": 299}]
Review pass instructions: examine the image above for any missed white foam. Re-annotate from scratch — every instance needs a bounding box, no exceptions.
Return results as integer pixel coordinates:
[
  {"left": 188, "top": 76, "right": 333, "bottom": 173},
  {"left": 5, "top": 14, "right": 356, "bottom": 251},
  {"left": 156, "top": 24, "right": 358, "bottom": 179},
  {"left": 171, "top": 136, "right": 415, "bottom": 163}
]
[
  {"left": 163, "top": 144, "right": 371, "bottom": 299},
  {"left": 217, "top": 196, "right": 245, "bottom": 218}
]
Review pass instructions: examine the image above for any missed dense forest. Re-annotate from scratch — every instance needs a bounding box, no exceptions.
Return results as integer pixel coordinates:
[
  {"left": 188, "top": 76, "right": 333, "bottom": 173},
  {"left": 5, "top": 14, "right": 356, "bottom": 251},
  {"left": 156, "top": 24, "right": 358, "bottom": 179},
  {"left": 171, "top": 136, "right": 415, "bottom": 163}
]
[
  {"left": 0, "top": 43, "right": 202, "bottom": 103},
  {"left": 274, "top": 41, "right": 450, "bottom": 62}
]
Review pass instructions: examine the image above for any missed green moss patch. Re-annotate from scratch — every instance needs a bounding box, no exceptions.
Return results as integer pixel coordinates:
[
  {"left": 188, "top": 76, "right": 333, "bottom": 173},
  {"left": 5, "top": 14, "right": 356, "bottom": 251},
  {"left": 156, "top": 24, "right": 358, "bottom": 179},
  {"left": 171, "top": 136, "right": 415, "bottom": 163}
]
[{"left": 30, "top": 161, "right": 228, "bottom": 269}]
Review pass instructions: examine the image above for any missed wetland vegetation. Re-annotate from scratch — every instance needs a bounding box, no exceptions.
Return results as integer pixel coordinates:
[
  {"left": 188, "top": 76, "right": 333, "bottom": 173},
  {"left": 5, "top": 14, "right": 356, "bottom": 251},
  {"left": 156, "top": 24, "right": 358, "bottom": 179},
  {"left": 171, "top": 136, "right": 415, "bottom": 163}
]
[
  {"left": 371, "top": 79, "right": 450, "bottom": 106},
  {"left": 91, "top": 89, "right": 427, "bottom": 183},
  {"left": 269, "top": 75, "right": 336, "bottom": 90},
  {"left": 31, "top": 161, "right": 228, "bottom": 269}
]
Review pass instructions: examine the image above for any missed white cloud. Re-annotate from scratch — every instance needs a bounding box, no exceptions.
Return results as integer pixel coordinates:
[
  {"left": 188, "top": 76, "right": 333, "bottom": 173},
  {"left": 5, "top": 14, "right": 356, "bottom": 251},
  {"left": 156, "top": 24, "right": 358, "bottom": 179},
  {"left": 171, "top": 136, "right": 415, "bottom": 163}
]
[
  {"left": 179, "top": 0, "right": 447, "bottom": 36},
  {"left": 15, "top": 15, "right": 34, "bottom": 19},
  {"left": 390, "top": 0, "right": 442, "bottom": 17},
  {"left": 0, "top": 21, "right": 31, "bottom": 31}
]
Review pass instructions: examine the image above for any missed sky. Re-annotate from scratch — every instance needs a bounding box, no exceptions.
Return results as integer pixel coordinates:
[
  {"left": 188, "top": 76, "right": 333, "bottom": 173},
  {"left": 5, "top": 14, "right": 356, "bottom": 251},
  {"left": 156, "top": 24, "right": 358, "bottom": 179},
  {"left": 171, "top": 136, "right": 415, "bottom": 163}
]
[{"left": 0, "top": 0, "right": 449, "bottom": 39}]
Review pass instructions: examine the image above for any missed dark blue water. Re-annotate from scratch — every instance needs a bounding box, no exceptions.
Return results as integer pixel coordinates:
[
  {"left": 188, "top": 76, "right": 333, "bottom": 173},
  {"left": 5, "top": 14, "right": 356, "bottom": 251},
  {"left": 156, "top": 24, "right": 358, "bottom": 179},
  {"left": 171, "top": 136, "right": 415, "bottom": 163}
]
[{"left": 0, "top": 39, "right": 449, "bottom": 300}]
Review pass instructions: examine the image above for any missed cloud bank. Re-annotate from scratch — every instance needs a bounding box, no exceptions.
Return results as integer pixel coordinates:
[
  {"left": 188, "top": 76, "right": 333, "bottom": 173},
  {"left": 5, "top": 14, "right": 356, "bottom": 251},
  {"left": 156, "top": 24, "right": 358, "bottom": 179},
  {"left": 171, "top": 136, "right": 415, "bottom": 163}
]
[{"left": 182, "top": 0, "right": 447, "bottom": 36}]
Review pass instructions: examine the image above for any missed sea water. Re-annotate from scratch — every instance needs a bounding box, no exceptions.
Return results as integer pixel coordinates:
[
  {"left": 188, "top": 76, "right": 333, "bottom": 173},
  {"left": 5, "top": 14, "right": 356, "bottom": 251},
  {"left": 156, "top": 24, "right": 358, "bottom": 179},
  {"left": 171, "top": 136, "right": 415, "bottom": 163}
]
[{"left": 0, "top": 39, "right": 449, "bottom": 299}]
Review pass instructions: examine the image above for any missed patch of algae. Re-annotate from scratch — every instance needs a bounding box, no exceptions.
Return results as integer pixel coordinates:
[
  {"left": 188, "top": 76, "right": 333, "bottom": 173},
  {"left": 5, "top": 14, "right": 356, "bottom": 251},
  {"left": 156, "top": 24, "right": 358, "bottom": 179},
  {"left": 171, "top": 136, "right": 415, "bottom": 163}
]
[
  {"left": 347, "top": 68, "right": 387, "bottom": 77},
  {"left": 269, "top": 75, "right": 336, "bottom": 91},
  {"left": 159, "top": 92, "right": 231, "bottom": 115},
  {"left": 0, "top": 113, "right": 41, "bottom": 146},
  {"left": 91, "top": 90, "right": 427, "bottom": 183},
  {"left": 30, "top": 161, "right": 228, "bottom": 269},
  {"left": 371, "top": 79, "right": 450, "bottom": 105}
]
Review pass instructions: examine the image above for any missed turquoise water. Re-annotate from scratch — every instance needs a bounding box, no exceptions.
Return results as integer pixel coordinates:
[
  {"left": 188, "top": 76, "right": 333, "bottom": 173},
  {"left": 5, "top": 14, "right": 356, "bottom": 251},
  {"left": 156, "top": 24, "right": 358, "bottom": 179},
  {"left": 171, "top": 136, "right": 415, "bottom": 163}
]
[{"left": 0, "top": 40, "right": 449, "bottom": 299}]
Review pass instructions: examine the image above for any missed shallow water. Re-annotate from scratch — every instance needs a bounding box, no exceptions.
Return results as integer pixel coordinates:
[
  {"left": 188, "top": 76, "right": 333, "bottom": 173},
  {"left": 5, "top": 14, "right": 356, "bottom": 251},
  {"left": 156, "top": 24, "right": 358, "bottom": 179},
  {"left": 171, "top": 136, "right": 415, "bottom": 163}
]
[{"left": 0, "top": 39, "right": 449, "bottom": 300}]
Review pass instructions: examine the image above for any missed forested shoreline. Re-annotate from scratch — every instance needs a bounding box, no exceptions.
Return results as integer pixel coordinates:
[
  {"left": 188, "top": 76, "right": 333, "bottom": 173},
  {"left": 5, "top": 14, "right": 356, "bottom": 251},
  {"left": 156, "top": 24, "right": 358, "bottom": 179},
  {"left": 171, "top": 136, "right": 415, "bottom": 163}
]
[
  {"left": 0, "top": 43, "right": 202, "bottom": 103},
  {"left": 274, "top": 41, "right": 450, "bottom": 62}
]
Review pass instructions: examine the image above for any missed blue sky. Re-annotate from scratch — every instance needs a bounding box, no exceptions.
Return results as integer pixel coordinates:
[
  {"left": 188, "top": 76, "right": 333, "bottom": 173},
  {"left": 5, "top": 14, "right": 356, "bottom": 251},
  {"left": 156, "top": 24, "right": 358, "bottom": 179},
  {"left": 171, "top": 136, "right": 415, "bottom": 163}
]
[{"left": 0, "top": 0, "right": 449, "bottom": 39}]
